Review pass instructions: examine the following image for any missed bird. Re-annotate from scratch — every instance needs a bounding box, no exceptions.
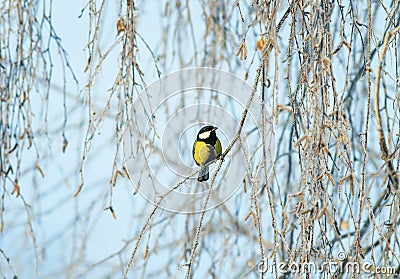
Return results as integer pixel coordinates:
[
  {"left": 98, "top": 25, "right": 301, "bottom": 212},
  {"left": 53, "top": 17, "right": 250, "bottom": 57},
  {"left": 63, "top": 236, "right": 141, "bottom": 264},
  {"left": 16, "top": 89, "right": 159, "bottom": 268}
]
[{"left": 192, "top": 125, "right": 222, "bottom": 182}]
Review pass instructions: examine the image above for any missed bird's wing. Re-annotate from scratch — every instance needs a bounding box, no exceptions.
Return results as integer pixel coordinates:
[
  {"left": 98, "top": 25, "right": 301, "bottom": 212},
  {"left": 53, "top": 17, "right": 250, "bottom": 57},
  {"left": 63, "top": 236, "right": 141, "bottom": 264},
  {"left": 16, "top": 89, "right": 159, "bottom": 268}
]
[{"left": 215, "top": 139, "right": 222, "bottom": 157}]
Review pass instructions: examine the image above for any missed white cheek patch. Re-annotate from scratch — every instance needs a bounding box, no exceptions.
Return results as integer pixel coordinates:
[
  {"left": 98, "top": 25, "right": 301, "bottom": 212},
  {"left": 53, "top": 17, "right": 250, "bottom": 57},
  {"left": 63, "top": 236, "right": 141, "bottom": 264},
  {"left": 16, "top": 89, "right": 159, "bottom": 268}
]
[{"left": 199, "top": 131, "right": 211, "bottom": 139}]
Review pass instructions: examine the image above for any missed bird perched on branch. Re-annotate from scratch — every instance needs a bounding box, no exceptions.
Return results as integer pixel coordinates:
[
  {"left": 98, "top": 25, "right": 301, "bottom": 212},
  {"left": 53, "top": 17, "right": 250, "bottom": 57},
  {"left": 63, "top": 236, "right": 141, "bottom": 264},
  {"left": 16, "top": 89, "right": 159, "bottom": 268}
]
[{"left": 192, "top": 125, "right": 222, "bottom": 182}]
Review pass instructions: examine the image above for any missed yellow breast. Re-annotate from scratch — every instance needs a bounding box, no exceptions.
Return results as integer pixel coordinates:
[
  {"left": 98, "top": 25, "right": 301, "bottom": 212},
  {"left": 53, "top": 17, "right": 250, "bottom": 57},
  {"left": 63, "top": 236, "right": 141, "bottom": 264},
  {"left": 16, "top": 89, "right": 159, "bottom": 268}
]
[{"left": 193, "top": 141, "right": 213, "bottom": 165}]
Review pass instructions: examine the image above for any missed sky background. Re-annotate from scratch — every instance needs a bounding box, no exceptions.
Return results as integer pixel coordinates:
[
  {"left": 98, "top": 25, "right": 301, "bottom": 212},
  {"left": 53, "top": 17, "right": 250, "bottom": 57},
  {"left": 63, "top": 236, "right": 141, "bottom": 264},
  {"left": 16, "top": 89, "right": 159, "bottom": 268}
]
[
  {"left": 1, "top": 1, "right": 399, "bottom": 278},
  {"left": 2, "top": 1, "right": 260, "bottom": 278},
  {"left": 2, "top": 1, "right": 164, "bottom": 278}
]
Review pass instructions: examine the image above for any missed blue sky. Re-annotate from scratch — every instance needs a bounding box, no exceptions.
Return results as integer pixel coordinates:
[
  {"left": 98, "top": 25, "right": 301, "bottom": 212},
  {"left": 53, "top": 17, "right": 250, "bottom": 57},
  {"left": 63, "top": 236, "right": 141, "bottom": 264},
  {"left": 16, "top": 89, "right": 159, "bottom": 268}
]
[{"left": 1, "top": 1, "right": 399, "bottom": 278}]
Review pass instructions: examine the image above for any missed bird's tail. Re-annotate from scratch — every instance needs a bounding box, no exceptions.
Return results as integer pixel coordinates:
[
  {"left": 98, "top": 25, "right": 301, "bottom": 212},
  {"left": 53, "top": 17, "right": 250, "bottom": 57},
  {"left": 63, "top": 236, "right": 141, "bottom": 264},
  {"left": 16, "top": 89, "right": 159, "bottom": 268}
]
[{"left": 198, "top": 165, "right": 209, "bottom": 182}]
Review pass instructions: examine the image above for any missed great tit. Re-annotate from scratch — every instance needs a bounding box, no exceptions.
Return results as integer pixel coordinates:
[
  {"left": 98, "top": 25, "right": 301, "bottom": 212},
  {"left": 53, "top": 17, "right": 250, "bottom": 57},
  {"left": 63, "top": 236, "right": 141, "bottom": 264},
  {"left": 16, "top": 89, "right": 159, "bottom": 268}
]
[{"left": 192, "top": 125, "right": 222, "bottom": 182}]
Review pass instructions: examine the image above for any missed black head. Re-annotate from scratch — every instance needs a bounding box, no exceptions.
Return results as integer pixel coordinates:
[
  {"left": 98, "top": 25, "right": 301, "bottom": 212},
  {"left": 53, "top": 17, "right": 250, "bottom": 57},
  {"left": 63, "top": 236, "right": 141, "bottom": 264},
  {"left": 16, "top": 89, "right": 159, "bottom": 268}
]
[{"left": 197, "top": 125, "right": 218, "bottom": 140}]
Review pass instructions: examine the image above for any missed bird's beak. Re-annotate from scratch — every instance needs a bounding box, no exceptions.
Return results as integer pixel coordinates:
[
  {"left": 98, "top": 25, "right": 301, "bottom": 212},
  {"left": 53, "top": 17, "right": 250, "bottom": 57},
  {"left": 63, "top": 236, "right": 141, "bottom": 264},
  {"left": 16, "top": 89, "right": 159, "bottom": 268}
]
[{"left": 213, "top": 127, "right": 218, "bottom": 131}]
